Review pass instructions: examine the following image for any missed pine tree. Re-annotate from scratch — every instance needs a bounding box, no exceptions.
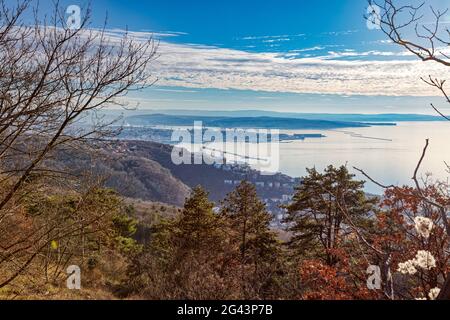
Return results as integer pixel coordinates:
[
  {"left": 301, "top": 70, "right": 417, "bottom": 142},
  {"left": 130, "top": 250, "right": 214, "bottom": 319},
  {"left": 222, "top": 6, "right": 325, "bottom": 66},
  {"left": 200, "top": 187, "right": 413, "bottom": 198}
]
[
  {"left": 166, "top": 186, "right": 234, "bottom": 298},
  {"left": 284, "top": 165, "right": 376, "bottom": 266},
  {"left": 220, "top": 180, "right": 282, "bottom": 298},
  {"left": 173, "top": 186, "right": 224, "bottom": 253}
]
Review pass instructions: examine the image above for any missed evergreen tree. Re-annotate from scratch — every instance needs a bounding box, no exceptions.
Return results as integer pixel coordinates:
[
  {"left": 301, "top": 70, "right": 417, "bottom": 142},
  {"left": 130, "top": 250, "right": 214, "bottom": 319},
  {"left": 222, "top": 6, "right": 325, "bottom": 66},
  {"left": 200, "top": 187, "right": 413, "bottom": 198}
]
[
  {"left": 173, "top": 186, "right": 224, "bottom": 253},
  {"left": 220, "top": 180, "right": 282, "bottom": 298},
  {"left": 150, "top": 186, "right": 234, "bottom": 299},
  {"left": 284, "top": 165, "right": 376, "bottom": 266}
]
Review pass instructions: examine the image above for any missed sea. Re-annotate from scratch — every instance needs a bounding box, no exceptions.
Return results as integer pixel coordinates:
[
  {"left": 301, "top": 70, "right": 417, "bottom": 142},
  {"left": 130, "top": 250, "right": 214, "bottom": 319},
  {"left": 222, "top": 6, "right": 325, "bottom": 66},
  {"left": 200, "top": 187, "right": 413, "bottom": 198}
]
[{"left": 176, "top": 121, "right": 450, "bottom": 195}]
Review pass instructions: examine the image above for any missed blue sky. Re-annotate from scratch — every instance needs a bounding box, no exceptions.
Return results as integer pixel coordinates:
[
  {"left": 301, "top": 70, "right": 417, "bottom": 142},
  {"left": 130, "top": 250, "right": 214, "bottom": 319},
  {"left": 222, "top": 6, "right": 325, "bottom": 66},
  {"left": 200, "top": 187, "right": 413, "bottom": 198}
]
[
  {"left": 87, "top": 0, "right": 369, "bottom": 49},
  {"left": 33, "top": 0, "right": 450, "bottom": 114}
]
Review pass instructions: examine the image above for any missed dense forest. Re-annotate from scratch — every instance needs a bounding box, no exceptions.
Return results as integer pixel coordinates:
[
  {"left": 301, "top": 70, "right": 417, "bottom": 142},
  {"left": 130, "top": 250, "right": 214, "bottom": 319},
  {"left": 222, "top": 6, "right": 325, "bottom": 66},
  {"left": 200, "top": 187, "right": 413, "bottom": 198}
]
[{"left": 1, "top": 0, "right": 450, "bottom": 300}]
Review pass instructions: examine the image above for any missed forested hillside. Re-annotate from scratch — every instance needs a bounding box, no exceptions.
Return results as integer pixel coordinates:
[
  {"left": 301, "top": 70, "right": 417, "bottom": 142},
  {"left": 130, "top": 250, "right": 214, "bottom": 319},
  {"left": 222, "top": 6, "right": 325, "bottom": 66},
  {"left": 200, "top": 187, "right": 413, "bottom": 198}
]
[{"left": 1, "top": 0, "right": 449, "bottom": 301}]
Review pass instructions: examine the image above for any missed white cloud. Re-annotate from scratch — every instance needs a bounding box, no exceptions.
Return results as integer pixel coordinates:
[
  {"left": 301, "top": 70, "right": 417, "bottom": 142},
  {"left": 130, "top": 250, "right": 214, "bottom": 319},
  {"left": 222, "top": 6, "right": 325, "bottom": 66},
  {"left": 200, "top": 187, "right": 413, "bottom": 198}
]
[
  {"left": 86, "top": 28, "right": 450, "bottom": 97},
  {"left": 237, "top": 34, "right": 304, "bottom": 40},
  {"left": 153, "top": 42, "right": 450, "bottom": 96},
  {"left": 103, "top": 28, "right": 187, "bottom": 39},
  {"left": 261, "top": 38, "right": 291, "bottom": 43},
  {"left": 321, "top": 30, "right": 359, "bottom": 36},
  {"left": 291, "top": 46, "right": 326, "bottom": 52},
  {"left": 153, "top": 88, "right": 198, "bottom": 93}
]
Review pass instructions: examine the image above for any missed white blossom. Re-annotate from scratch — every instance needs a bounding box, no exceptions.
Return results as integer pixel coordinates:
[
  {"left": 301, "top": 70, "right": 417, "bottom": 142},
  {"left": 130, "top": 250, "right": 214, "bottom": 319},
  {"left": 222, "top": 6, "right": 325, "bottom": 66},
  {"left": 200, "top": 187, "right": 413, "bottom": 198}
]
[
  {"left": 428, "top": 287, "right": 440, "bottom": 300},
  {"left": 414, "top": 250, "right": 436, "bottom": 270},
  {"left": 414, "top": 216, "right": 434, "bottom": 239},
  {"left": 397, "top": 260, "right": 417, "bottom": 275},
  {"left": 397, "top": 250, "right": 437, "bottom": 275}
]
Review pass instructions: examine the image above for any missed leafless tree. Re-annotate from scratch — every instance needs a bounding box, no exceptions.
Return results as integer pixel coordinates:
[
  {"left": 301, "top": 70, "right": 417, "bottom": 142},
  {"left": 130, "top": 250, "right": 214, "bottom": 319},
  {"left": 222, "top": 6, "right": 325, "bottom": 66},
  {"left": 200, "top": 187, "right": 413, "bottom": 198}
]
[
  {"left": 368, "top": 0, "right": 450, "bottom": 118},
  {"left": 0, "top": 0, "right": 157, "bottom": 288},
  {"left": 362, "top": 0, "right": 450, "bottom": 299}
]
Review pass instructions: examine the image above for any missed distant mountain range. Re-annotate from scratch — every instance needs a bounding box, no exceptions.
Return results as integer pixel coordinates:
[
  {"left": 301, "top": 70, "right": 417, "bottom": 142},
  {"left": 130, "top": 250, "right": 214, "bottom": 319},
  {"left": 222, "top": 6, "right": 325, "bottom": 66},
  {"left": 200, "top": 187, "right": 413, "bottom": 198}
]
[
  {"left": 95, "top": 109, "right": 447, "bottom": 128},
  {"left": 124, "top": 114, "right": 396, "bottom": 130}
]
